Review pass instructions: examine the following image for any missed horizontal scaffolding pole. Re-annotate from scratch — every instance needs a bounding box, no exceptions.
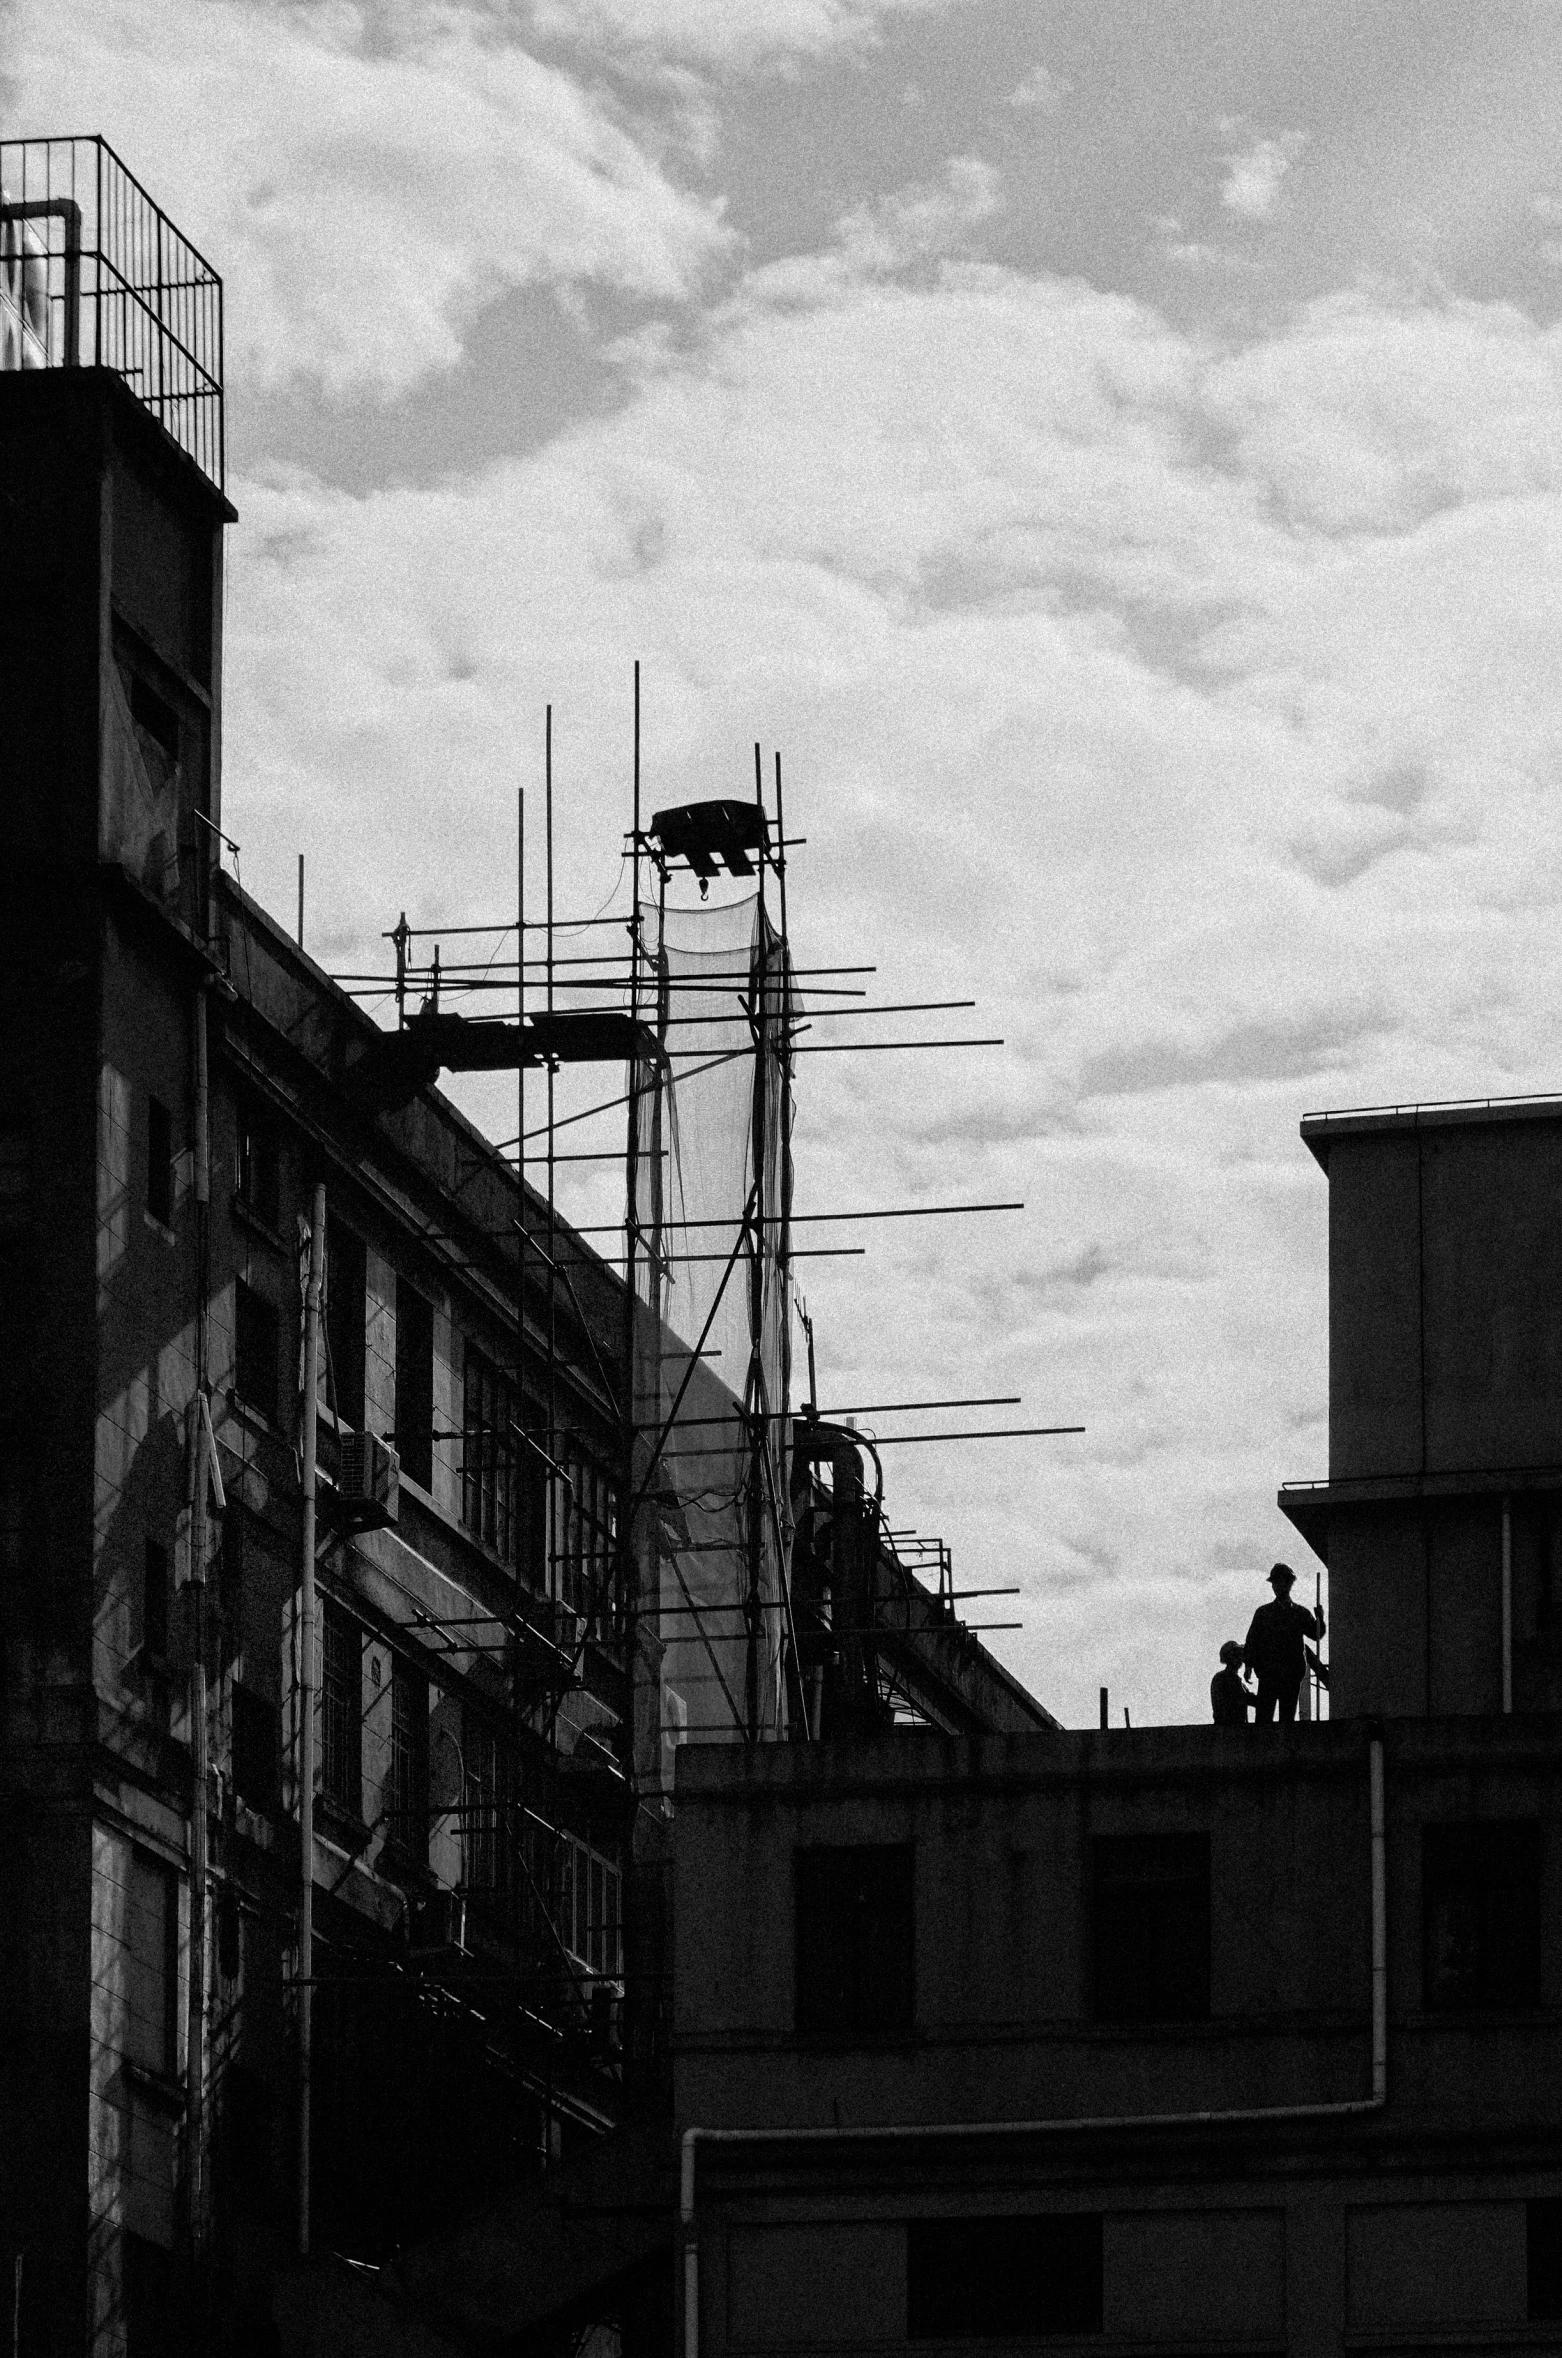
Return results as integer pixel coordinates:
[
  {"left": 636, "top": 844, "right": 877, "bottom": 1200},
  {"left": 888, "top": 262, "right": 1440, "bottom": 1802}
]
[{"left": 568, "top": 1201, "right": 1023, "bottom": 1235}]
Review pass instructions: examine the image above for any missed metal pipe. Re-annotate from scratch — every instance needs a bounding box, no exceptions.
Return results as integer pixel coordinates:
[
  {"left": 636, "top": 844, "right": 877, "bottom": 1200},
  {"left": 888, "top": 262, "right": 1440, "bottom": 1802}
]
[
  {"left": 678, "top": 1733, "right": 1389, "bottom": 2358},
  {"left": 297, "top": 1181, "right": 326, "bottom": 2257},
  {"left": 1501, "top": 1496, "right": 1513, "bottom": 1714},
  {"left": 185, "top": 983, "right": 212, "bottom": 2248}
]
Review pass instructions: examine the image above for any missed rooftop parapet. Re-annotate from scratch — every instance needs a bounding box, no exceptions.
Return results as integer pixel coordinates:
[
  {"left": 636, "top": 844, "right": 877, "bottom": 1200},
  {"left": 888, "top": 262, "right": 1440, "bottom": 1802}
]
[{"left": 0, "top": 133, "right": 223, "bottom": 490}]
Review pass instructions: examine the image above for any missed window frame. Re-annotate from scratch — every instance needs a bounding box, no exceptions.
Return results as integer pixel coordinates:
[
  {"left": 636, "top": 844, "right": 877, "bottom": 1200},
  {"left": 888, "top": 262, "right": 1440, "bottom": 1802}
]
[
  {"left": 146, "top": 1095, "right": 173, "bottom": 1228},
  {"left": 319, "top": 1601, "right": 363, "bottom": 1821},
  {"left": 387, "top": 1655, "right": 429, "bottom": 1864},
  {"left": 1422, "top": 1819, "right": 1542, "bottom": 2013},
  {"left": 233, "top": 1277, "right": 280, "bottom": 1424},
  {"left": 1091, "top": 1831, "right": 1212, "bottom": 2025},
  {"left": 794, "top": 1842, "right": 915, "bottom": 2042},
  {"left": 394, "top": 1278, "right": 435, "bottom": 1493}
]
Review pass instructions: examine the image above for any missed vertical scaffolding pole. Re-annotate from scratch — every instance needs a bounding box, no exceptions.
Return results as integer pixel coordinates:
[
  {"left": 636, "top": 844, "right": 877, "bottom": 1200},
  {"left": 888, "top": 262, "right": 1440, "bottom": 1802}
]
[
  {"left": 622, "top": 665, "right": 643, "bottom": 1769},
  {"left": 297, "top": 1180, "right": 326, "bottom": 2258},
  {"left": 744, "top": 745, "right": 768, "bottom": 1741}
]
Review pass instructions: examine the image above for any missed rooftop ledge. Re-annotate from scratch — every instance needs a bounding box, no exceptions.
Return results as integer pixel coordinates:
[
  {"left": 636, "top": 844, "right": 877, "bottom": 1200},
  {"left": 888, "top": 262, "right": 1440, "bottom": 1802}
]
[{"left": 1300, "top": 1090, "right": 1562, "bottom": 1169}]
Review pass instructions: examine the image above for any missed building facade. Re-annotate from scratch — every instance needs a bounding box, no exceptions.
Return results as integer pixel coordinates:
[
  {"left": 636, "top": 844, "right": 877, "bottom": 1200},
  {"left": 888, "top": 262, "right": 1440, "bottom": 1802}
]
[
  {"left": 670, "top": 1092, "right": 1562, "bottom": 2357},
  {"left": 0, "top": 139, "right": 1057, "bottom": 2358}
]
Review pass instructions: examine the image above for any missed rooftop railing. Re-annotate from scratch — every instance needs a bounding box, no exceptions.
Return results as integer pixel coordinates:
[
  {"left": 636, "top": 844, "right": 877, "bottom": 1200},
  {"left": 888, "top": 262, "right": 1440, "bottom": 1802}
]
[{"left": 0, "top": 133, "right": 224, "bottom": 491}]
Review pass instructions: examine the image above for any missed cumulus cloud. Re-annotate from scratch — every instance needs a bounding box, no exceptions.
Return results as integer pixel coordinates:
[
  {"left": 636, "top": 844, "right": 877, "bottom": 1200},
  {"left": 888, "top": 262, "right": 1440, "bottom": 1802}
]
[
  {"left": 1005, "top": 62, "right": 1066, "bottom": 112},
  {"left": 1220, "top": 130, "right": 1305, "bottom": 221},
  {"left": 213, "top": 253, "right": 1562, "bottom": 1721},
  {"left": 530, "top": 0, "right": 956, "bottom": 69},
  {"left": 2, "top": 0, "right": 731, "bottom": 396}
]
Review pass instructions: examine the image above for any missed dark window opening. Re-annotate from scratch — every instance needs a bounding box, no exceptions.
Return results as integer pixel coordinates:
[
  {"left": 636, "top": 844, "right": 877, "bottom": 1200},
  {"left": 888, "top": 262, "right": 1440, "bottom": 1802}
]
[
  {"left": 123, "top": 2231, "right": 175, "bottom": 2358},
  {"left": 126, "top": 1850, "right": 178, "bottom": 2077},
  {"left": 558, "top": 1452, "right": 619, "bottom": 1630},
  {"left": 235, "top": 1097, "right": 281, "bottom": 1232},
  {"left": 142, "top": 1536, "right": 170, "bottom": 1660},
  {"left": 0, "top": 1118, "right": 29, "bottom": 1238},
  {"left": 234, "top": 1280, "right": 279, "bottom": 1423},
  {"left": 795, "top": 1843, "right": 914, "bottom": 2038},
  {"left": 1423, "top": 1821, "right": 1541, "bottom": 2011},
  {"left": 1093, "top": 1833, "right": 1210, "bottom": 2023},
  {"left": 219, "top": 1503, "right": 244, "bottom": 1620},
  {"left": 232, "top": 1683, "right": 279, "bottom": 1814},
  {"left": 388, "top": 1657, "right": 429, "bottom": 1864},
  {"left": 908, "top": 2215, "right": 1103, "bottom": 2340},
  {"left": 146, "top": 1096, "right": 172, "bottom": 1227},
  {"left": 0, "top": 1439, "right": 25, "bottom": 1578},
  {"left": 462, "top": 1349, "right": 544, "bottom": 1571},
  {"left": 325, "top": 1219, "right": 367, "bottom": 1432},
  {"left": 462, "top": 1714, "right": 511, "bottom": 1898},
  {"left": 394, "top": 1279, "right": 434, "bottom": 1492},
  {"left": 129, "top": 671, "right": 180, "bottom": 768},
  {"left": 321, "top": 1602, "right": 362, "bottom": 1818},
  {"left": 1530, "top": 2197, "right": 1562, "bottom": 2321}
]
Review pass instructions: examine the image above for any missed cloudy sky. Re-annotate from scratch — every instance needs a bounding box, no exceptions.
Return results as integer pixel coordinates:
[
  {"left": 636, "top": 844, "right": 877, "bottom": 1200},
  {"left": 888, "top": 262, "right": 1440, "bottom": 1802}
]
[{"left": 10, "top": 0, "right": 1562, "bottom": 1727}]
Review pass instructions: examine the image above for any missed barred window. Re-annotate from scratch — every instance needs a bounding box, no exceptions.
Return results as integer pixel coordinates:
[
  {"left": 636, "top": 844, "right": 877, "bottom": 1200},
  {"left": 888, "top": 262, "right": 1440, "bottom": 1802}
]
[
  {"left": 388, "top": 1658, "right": 428, "bottom": 1861},
  {"left": 320, "top": 1602, "right": 362, "bottom": 1817},
  {"left": 463, "top": 1716, "right": 511, "bottom": 1897},
  {"left": 463, "top": 1350, "right": 518, "bottom": 1562},
  {"left": 558, "top": 1454, "right": 619, "bottom": 1626},
  {"left": 558, "top": 1833, "right": 622, "bottom": 1978}
]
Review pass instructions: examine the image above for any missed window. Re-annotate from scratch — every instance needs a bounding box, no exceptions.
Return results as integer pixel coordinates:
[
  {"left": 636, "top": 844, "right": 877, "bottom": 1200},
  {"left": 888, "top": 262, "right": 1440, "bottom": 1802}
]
[
  {"left": 795, "top": 1844, "right": 914, "bottom": 2038},
  {"left": 1093, "top": 1834, "right": 1210, "bottom": 2023},
  {"left": 394, "top": 1279, "right": 434, "bottom": 1491},
  {"left": 1423, "top": 1822, "right": 1541, "bottom": 2011},
  {"left": 388, "top": 1657, "right": 429, "bottom": 1862},
  {"left": 325, "top": 1219, "right": 367, "bottom": 1431},
  {"left": 464, "top": 1349, "right": 521, "bottom": 1564},
  {"left": 235, "top": 1096, "right": 280, "bottom": 1231},
  {"left": 142, "top": 1537, "right": 170, "bottom": 1660},
  {"left": 908, "top": 2215, "right": 1103, "bottom": 2340},
  {"left": 558, "top": 1835, "right": 623, "bottom": 1977},
  {"left": 0, "top": 1117, "right": 28, "bottom": 1238},
  {"left": 463, "top": 1716, "right": 511, "bottom": 1897},
  {"left": 123, "top": 2232, "right": 174, "bottom": 2358},
  {"left": 0, "top": 1439, "right": 23, "bottom": 1578},
  {"left": 1531, "top": 2198, "right": 1562, "bottom": 2321},
  {"left": 232, "top": 1684, "right": 279, "bottom": 1813},
  {"left": 146, "top": 1096, "right": 172, "bottom": 1227},
  {"left": 559, "top": 1453, "right": 619, "bottom": 1627},
  {"left": 234, "top": 1280, "right": 279, "bottom": 1422},
  {"left": 129, "top": 670, "right": 180, "bottom": 777},
  {"left": 320, "top": 1603, "right": 362, "bottom": 1818},
  {"left": 126, "top": 1850, "right": 178, "bottom": 2077}
]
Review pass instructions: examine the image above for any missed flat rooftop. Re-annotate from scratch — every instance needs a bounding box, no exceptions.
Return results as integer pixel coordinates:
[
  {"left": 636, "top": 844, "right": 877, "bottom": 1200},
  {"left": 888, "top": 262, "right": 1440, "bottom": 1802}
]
[{"left": 1301, "top": 1089, "right": 1562, "bottom": 1169}]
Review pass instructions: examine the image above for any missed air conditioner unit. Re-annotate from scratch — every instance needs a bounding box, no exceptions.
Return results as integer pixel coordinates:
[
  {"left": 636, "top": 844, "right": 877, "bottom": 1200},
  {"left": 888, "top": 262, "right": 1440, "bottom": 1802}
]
[{"left": 335, "top": 1427, "right": 399, "bottom": 1530}]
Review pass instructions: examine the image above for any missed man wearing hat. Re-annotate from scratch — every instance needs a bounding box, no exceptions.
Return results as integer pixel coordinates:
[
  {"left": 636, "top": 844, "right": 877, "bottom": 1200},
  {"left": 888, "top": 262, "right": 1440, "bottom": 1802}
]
[
  {"left": 1243, "top": 1563, "right": 1325, "bottom": 1724},
  {"left": 1209, "top": 1640, "right": 1256, "bottom": 1726}
]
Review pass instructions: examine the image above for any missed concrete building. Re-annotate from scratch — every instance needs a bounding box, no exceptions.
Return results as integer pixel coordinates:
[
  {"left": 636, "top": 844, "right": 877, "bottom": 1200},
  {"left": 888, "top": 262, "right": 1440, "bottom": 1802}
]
[
  {"left": 1281, "top": 1097, "right": 1562, "bottom": 1721},
  {"left": 0, "top": 136, "right": 1053, "bottom": 2357},
  {"left": 670, "top": 1094, "right": 1562, "bottom": 2357}
]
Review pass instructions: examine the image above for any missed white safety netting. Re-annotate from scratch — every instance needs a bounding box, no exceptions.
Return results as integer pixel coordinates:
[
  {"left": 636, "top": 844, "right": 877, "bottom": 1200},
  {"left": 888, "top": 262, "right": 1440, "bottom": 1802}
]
[{"left": 629, "top": 894, "right": 793, "bottom": 1754}]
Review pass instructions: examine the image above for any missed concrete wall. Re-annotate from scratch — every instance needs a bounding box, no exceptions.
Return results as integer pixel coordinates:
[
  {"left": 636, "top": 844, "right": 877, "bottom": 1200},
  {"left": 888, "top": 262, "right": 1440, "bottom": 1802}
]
[
  {"left": 675, "top": 1725, "right": 1562, "bottom": 2358},
  {"left": 1327, "top": 1113, "right": 1562, "bottom": 1483}
]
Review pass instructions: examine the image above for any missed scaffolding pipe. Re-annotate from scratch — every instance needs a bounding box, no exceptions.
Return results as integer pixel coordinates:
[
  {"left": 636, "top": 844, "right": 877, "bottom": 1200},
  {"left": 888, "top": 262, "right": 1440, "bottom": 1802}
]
[
  {"left": 297, "top": 1181, "right": 326, "bottom": 2257},
  {"left": 678, "top": 1733, "right": 1388, "bottom": 2358},
  {"left": 184, "top": 982, "right": 212, "bottom": 2250},
  {"left": 1501, "top": 1495, "right": 1513, "bottom": 1714}
]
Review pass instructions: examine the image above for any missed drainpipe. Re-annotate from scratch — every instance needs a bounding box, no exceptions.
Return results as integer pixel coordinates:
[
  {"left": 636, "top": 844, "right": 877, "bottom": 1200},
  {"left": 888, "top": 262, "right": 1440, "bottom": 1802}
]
[
  {"left": 678, "top": 1735, "right": 1388, "bottom": 2358},
  {"left": 297, "top": 1183, "right": 326, "bottom": 2258},
  {"left": 185, "top": 982, "right": 214, "bottom": 2249},
  {"left": 1501, "top": 1497, "right": 1513, "bottom": 1715}
]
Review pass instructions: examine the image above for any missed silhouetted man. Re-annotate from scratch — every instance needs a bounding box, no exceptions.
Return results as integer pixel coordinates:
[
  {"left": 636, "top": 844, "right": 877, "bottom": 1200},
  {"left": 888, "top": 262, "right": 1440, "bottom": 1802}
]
[
  {"left": 1243, "top": 1563, "right": 1325, "bottom": 1724},
  {"left": 1210, "top": 1640, "right": 1255, "bottom": 1726}
]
